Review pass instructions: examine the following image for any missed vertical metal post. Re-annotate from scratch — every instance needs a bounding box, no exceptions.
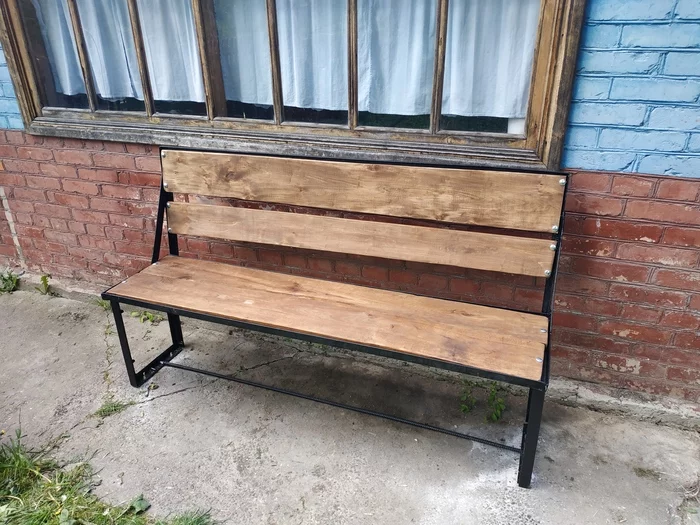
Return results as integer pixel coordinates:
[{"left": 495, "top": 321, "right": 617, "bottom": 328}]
[
  {"left": 517, "top": 388, "right": 545, "bottom": 488},
  {"left": 110, "top": 299, "right": 139, "bottom": 387}
]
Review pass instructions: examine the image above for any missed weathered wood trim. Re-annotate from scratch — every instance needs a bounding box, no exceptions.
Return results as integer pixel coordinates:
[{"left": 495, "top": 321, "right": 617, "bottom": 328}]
[
  {"left": 65, "top": 0, "right": 96, "bottom": 111},
  {"left": 265, "top": 0, "right": 283, "bottom": 124},
  {"left": 191, "top": 0, "right": 226, "bottom": 119},
  {"left": 347, "top": 0, "right": 358, "bottom": 129},
  {"left": 125, "top": 0, "right": 154, "bottom": 116},
  {"left": 429, "top": 0, "right": 448, "bottom": 134}
]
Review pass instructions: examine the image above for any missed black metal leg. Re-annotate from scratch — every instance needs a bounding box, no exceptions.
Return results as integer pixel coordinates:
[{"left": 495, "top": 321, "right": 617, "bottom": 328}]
[
  {"left": 108, "top": 299, "right": 185, "bottom": 388},
  {"left": 167, "top": 313, "right": 184, "bottom": 346},
  {"left": 517, "top": 388, "right": 545, "bottom": 488}
]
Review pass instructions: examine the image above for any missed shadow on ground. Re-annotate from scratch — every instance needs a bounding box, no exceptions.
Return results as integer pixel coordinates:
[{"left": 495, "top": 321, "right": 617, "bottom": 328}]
[{"left": 1, "top": 291, "right": 699, "bottom": 524}]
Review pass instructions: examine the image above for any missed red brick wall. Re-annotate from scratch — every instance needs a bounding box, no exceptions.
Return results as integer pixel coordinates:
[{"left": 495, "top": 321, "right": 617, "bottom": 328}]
[{"left": 0, "top": 130, "right": 698, "bottom": 402}]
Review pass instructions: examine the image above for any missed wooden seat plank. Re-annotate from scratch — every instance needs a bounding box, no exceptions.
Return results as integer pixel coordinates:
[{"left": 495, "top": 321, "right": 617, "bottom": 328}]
[
  {"left": 161, "top": 150, "right": 565, "bottom": 233},
  {"left": 166, "top": 202, "right": 556, "bottom": 277},
  {"left": 107, "top": 256, "right": 547, "bottom": 381}
]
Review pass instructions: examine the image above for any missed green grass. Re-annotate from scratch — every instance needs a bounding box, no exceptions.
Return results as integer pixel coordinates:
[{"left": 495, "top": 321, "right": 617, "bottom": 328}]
[
  {"left": 95, "top": 298, "right": 111, "bottom": 311},
  {"left": 93, "top": 399, "right": 134, "bottom": 419},
  {"left": 0, "top": 270, "right": 19, "bottom": 295},
  {"left": 0, "top": 430, "right": 216, "bottom": 524}
]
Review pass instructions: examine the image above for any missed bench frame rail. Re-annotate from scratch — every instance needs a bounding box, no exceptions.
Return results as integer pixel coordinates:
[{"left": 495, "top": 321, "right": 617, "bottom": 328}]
[{"left": 102, "top": 178, "right": 566, "bottom": 489}]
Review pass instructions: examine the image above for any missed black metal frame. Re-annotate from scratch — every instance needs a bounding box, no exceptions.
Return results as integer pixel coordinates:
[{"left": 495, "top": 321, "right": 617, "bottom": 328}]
[{"left": 101, "top": 170, "right": 567, "bottom": 489}]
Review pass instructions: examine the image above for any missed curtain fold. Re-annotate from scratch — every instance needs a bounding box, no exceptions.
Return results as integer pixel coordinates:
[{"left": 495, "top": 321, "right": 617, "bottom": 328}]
[{"left": 31, "top": 0, "right": 541, "bottom": 119}]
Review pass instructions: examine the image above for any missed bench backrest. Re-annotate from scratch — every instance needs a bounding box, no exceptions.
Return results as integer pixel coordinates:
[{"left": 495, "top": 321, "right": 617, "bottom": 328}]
[{"left": 161, "top": 150, "right": 566, "bottom": 278}]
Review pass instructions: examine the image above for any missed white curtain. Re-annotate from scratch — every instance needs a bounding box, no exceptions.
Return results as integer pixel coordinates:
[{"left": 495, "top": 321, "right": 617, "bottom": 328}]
[{"left": 32, "top": 0, "right": 540, "bottom": 119}]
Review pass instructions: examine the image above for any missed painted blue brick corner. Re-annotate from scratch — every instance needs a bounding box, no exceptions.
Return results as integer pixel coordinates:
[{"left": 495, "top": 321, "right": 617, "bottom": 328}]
[
  {"left": 562, "top": 0, "right": 700, "bottom": 177},
  {"left": 0, "top": 44, "right": 23, "bottom": 130}
]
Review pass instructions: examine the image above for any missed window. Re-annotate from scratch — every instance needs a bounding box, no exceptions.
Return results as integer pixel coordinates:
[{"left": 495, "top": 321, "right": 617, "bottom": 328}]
[{"left": 0, "top": 0, "right": 585, "bottom": 169}]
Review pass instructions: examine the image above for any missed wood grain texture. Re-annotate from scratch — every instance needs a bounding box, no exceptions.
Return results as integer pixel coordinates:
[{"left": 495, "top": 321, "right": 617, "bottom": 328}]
[
  {"left": 125, "top": 0, "right": 154, "bottom": 116},
  {"left": 162, "top": 150, "right": 565, "bottom": 232},
  {"left": 191, "top": 0, "right": 226, "bottom": 119},
  {"left": 65, "top": 0, "right": 96, "bottom": 111},
  {"left": 166, "top": 202, "right": 555, "bottom": 276},
  {"left": 108, "top": 256, "right": 547, "bottom": 380}
]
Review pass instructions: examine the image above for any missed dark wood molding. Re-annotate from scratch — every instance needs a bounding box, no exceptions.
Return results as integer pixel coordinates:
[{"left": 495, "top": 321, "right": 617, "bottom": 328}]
[
  {"left": 191, "top": 0, "right": 226, "bottom": 120},
  {"left": 126, "top": 0, "right": 154, "bottom": 116},
  {"left": 429, "top": 0, "right": 448, "bottom": 134},
  {"left": 65, "top": 0, "right": 97, "bottom": 111}
]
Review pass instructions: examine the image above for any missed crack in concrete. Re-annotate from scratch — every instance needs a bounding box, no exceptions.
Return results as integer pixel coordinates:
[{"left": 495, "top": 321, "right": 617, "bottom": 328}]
[
  {"left": 236, "top": 352, "right": 300, "bottom": 373},
  {"left": 139, "top": 380, "right": 219, "bottom": 403}
]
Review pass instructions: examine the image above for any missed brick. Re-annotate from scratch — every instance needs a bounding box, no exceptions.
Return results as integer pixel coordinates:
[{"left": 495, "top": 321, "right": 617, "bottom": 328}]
[
  {"left": 615, "top": 244, "right": 697, "bottom": 267},
  {"left": 562, "top": 237, "right": 616, "bottom": 257},
  {"left": 33, "top": 203, "right": 72, "bottom": 220},
  {"left": 52, "top": 193, "right": 89, "bottom": 208},
  {"left": 206, "top": 242, "right": 232, "bottom": 258},
  {"left": 562, "top": 126, "right": 598, "bottom": 149},
  {"left": 93, "top": 153, "right": 135, "bottom": 170},
  {"left": 15, "top": 225, "right": 44, "bottom": 239},
  {"left": 135, "top": 156, "right": 162, "bottom": 172},
  {"left": 656, "top": 180, "right": 700, "bottom": 202},
  {"left": 417, "top": 273, "right": 448, "bottom": 292},
  {"left": 308, "top": 257, "right": 333, "bottom": 273},
  {"left": 32, "top": 215, "right": 51, "bottom": 228},
  {"left": 89, "top": 197, "right": 128, "bottom": 213},
  {"left": 104, "top": 227, "right": 123, "bottom": 240},
  {"left": 234, "top": 246, "right": 257, "bottom": 262},
  {"left": 566, "top": 193, "right": 624, "bottom": 216},
  {"left": 72, "top": 209, "right": 110, "bottom": 225},
  {"left": 555, "top": 294, "right": 621, "bottom": 316},
  {"left": 611, "top": 78, "right": 700, "bottom": 103},
  {"left": 621, "top": 24, "right": 700, "bottom": 48},
  {"left": 102, "top": 142, "right": 125, "bottom": 153},
  {"left": 258, "top": 249, "right": 282, "bottom": 265},
  {"left": 609, "top": 283, "right": 687, "bottom": 307},
  {"left": 100, "top": 184, "right": 141, "bottom": 200},
  {"left": 128, "top": 171, "right": 161, "bottom": 186},
  {"left": 592, "top": 354, "right": 662, "bottom": 378},
  {"left": 114, "top": 241, "right": 152, "bottom": 257},
  {"left": 67, "top": 221, "right": 86, "bottom": 234},
  {"left": 44, "top": 230, "right": 78, "bottom": 246},
  {"left": 49, "top": 218, "right": 68, "bottom": 232},
  {"left": 0, "top": 144, "right": 17, "bottom": 157},
  {"left": 553, "top": 329, "right": 631, "bottom": 354},
  {"left": 62, "top": 179, "right": 99, "bottom": 195},
  {"left": 25, "top": 176, "right": 61, "bottom": 190},
  {"left": 570, "top": 257, "right": 650, "bottom": 283},
  {"left": 676, "top": 0, "right": 700, "bottom": 19},
  {"left": 53, "top": 150, "right": 93, "bottom": 165},
  {"left": 620, "top": 304, "right": 663, "bottom": 323},
  {"left": 599, "top": 129, "right": 686, "bottom": 152},
  {"left": 648, "top": 107, "right": 700, "bottom": 131},
  {"left": 553, "top": 312, "right": 598, "bottom": 332},
  {"left": 660, "top": 311, "right": 700, "bottom": 330},
  {"left": 121, "top": 230, "right": 143, "bottom": 242},
  {"left": 13, "top": 187, "right": 46, "bottom": 202},
  {"left": 551, "top": 346, "right": 591, "bottom": 365},
  {"left": 186, "top": 238, "right": 211, "bottom": 253},
  {"left": 16, "top": 146, "right": 53, "bottom": 161},
  {"left": 389, "top": 269, "right": 418, "bottom": 285},
  {"left": 77, "top": 168, "right": 119, "bottom": 182},
  {"left": 577, "top": 50, "right": 662, "bottom": 73},
  {"left": 610, "top": 176, "right": 654, "bottom": 197},
  {"left": 39, "top": 163, "right": 77, "bottom": 178},
  {"left": 569, "top": 172, "right": 611, "bottom": 192},
  {"left": 125, "top": 144, "right": 153, "bottom": 154},
  {"left": 580, "top": 24, "right": 621, "bottom": 48},
  {"left": 4, "top": 131, "right": 24, "bottom": 144},
  {"left": 638, "top": 155, "right": 700, "bottom": 178},
  {"left": 654, "top": 269, "right": 700, "bottom": 292},
  {"left": 335, "top": 260, "right": 361, "bottom": 276},
  {"left": 580, "top": 218, "right": 663, "bottom": 243},
  {"left": 109, "top": 214, "right": 144, "bottom": 229},
  {"left": 362, "top": 265, "right": 388, "bottom": 281},
  {"left": 665, "top": 51, "right": 700, "bottom": 76},
  {"left": 568, "top": 102, "right": 646, "bottom": 126},
  {"left": 4, "top": 159, "right": 41, "bottom": 173},
  {"left": 667, "top": 367, "right": 700, "bottom": 385},
  {"left": 690, "top": 295, "right": 700, "bottom": 311},
  {"left": 599, "top": 320, "right": 672, "bottom": 344},
  {"left": 571, "top": 77, "right": 610, "bottom": 101},
  {"left": 0, "top": 172, "right": 25, "bottom": 186},
  {"left": 8, "top": 200, "right": 33, "bottom": 213},
  {"left": 557, "top": 274, "right": 609, "bottom": 296},
  {"left": 625, "top": 201, "right": 700, "bottom": 226}
]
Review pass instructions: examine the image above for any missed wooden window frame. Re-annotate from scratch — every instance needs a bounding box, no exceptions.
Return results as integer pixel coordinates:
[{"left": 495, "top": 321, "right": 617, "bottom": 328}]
[{"left": 0, "top": 0, "right": 585, "bottom": 171}]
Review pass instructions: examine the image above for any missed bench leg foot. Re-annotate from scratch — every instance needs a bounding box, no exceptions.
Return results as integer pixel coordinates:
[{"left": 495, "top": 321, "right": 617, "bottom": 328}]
[
  {"left": 109, "top": 300, "right": 184, "bottom": 388},
  {"left": 517, "top": 388, "right": 545, "bottom": 488}
]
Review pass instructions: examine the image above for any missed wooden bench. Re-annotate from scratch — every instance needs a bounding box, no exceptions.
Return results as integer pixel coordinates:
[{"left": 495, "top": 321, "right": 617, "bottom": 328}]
[{"left": 102, "top": 150, "right": 567, "bottom": 488}]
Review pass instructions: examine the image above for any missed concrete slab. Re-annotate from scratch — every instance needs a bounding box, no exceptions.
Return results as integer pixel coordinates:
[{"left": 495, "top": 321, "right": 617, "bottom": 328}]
[{"left": 1, "top": 290, "right": 699, "bottom": 524}]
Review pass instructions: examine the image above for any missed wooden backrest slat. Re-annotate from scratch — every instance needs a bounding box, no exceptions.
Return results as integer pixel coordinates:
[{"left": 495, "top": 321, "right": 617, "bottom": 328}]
[
  {"left": 161, "top": 150, "right": 565, "bottom": 233},
  {"left": 166, "top": 202, "right": 556, "bottom": 277}
]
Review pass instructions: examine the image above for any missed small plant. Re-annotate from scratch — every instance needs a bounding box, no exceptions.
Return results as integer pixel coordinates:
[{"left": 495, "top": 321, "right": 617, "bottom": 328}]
[
  {"left": 459, "top": 381, "right": 476, "bottom": 414},
  {"left": 486, "top": 382, "right": 506, "bottom": 422},
  {"left": 35, "top": 273, "right": 55, "bottom": 295},
  {"left": 96, "top": 298, "right": 111, "bottom": 311},
  {"left": 0, "top": 269, "right": 19, "bottom": 294},
  {"left": 93, "top": 398, "right": 134, "bottom": 418},
  {"left": 131, "top": 310, "right": 165, "bottom": 325}
]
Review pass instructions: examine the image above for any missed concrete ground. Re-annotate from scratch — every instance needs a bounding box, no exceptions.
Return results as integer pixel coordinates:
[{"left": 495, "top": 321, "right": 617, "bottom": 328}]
[{"left": 1, "top": 289, "right": 699, "bottom": 525}]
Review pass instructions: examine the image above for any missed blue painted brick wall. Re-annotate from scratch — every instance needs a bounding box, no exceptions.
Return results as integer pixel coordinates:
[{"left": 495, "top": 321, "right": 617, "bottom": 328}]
[
  {"left": 0, "top": 2, "right": 698, "bottom": 176},
  {"left": 0, "top": 44, "right": 23, "bottom": 130},
  {"left": 562, "top": 0, "right": 700, "bottom": 177}
]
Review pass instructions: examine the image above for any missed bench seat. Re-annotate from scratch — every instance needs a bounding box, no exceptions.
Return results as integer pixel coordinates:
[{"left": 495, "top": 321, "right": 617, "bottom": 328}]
[{"left": 106, "top": 256, "right": 548, "bottom": 382}]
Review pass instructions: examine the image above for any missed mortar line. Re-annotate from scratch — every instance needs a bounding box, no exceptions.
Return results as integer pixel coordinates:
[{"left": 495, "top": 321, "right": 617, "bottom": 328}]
[{"left": 0, "top": 185, "right": 26, "bottom": 268}]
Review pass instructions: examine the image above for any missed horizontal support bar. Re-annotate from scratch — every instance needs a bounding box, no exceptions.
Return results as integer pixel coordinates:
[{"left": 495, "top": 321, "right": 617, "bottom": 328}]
[
  {"left": 100, "top": 292, "right": 548, "bottom": 391},
  {"left": 161, "top": 361, "right": 521, "bottom": 454},
  {"left": 134, "top": 342, "right": 184, "bottom": 386}
]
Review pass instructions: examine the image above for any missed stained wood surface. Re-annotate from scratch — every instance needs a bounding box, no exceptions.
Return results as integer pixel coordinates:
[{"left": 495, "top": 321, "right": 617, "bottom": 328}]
[
  {"left": 161, "top": 151, "right": 565, "bottom": 232},
  {"left": 167, "top": 202, "right": 555, "bottom": 276},
  {"left": 108, "top": 256, "right": 547, "bottom": 380}
]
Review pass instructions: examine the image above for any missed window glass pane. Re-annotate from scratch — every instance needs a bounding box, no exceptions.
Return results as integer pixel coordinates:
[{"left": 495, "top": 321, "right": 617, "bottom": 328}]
[
  {"left": 76, "top": 0, "right": 144, "bottom": 112},
  {"left": 357, "top": 0, "right": 436, "bottom": 129},
  {"left": 19, "top": 0, "right": 89, "bottom": 109},
  {"left": 441, "top": 0, "right": 541, "bottom": 133},
  {"left": 277, "top": 0, "right": 348, "bottom": 125},
  {"left": 214, "top": 0, "right": 273, "bottom": 120},
  {"left": 136, "top": 0, "right": 206, "bottom": 115}
]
